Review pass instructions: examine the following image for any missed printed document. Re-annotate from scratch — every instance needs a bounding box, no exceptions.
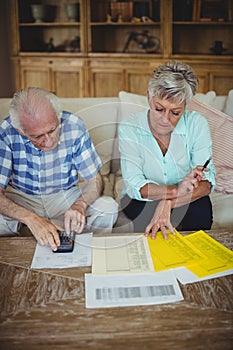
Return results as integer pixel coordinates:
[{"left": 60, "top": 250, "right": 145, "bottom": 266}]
[
  {"left": 31, "top": 232, "right": 93, "bottom": 269},
  {"left": 147, "top": 230, "right": 206, "bottom": 271},
  {"left": 92, "top": 235, "right": 154, "bottom": 274},
  {"left": 183, "top": 230, "right": 233, "bottom": 277},
  {"left": 147, "top": 230, "right": 233, "bottom": 283},
  {"left": 174, "top": 266, "right": 233, "bottom": 284},
  {"left": 85, "top": 270, "right": 184, "bottom": 308}
]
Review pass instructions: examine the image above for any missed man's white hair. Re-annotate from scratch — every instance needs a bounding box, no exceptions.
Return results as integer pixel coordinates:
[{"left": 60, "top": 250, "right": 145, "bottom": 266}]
[{"left": 10, "top": 87, "right": 61, "bottom": 131}]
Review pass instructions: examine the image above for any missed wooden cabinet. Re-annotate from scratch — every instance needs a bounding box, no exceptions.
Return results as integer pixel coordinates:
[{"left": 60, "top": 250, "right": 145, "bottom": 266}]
[
  {"left": 9, "top": 0, "right": 233, "bottom": 97},
  {"left": 17, "top": 56, "right": 85, "bottom": 97}
]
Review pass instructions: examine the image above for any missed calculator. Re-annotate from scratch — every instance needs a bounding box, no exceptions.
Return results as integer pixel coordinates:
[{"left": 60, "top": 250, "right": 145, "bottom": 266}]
[{"left": 53, "top": 230, "right": 75, "bottom": 253}]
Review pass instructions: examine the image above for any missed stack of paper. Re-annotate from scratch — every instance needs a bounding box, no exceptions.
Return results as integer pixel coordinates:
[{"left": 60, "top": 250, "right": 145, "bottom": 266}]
[
  {"left": 147, "top": 230, "right": 233, "bottom": 283},
  {"left": 30, "top": 229, "right": 233, "bottom": 308},
  {"left": 86, "top": 234, "right": 183, "bottom": 308},
  {"left": 85, "top": 230, "right": 233, "bottom": 308}
]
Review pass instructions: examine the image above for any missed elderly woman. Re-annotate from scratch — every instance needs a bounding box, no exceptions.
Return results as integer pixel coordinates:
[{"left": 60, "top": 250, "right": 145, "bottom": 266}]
[{"left": 119, "top": 61, "right": 216, "bottom": 239}]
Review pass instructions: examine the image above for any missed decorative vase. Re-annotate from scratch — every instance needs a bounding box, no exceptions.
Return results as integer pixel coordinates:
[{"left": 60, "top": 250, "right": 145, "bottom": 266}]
[
  {"left": 66, "top": 3, "right": 78, "bottom": 22},
  {"left": 210, "top": 41, "right": 227, "bottom": 55},
  {"left": 31, "top": 4, "right": 45, "bottom": 23}
]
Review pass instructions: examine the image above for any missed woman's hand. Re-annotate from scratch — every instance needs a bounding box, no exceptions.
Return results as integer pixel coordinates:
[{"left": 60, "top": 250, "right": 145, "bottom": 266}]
[
  {"left": 144, "top": 200, "right": 176, "bottom": 240},
  {"left": 178, "top": 166, "right": 208, "bottom": 195}
]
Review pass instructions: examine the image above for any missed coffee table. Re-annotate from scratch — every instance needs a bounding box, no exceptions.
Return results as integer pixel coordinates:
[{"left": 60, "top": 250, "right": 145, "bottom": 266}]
[{"left": 0, "top": 229, "right": 232, "bottom": 350}]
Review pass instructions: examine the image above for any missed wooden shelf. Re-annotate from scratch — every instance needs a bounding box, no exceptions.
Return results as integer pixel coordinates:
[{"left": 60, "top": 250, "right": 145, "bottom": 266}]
[
  {"left": 90, "top": 22, "right": 160, "bottom": 26},
  {"left": 173, "top": 21, "right": 233, "bottom": 25},
  {"left": 19, "top": 22, "right": 81, "bottom": 27}
]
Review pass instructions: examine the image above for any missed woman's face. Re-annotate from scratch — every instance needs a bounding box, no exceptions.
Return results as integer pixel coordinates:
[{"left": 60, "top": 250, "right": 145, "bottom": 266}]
[{"left": 148, "top": 96, "right": 185, "bottom": 137}]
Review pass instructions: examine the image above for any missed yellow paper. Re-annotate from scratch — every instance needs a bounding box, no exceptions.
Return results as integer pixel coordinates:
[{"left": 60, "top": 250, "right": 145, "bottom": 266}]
[
  {"left": 183, "top": 230, "right": 233, "bottom": 277},
  {"left": 147, "top": 230, "right": 206, "bottom": 272}
]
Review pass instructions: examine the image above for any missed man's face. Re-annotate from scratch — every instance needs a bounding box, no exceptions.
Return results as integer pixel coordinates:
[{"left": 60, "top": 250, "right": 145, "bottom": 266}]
[{"left": 21, "top": 105, "right": 60, "bottom": 151}]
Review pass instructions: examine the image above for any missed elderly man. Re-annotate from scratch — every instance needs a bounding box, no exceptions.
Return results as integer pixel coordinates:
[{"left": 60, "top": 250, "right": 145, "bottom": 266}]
[{"left": 0, "top": 87, "right": 118, "bottom": 250}]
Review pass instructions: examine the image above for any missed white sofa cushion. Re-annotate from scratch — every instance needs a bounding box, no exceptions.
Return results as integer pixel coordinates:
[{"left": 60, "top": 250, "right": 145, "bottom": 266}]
[
  {"left": 119, "top": 90, "right": 148, "bottom": 108},
  {"left": 210, "top": 191, "right": 233, "bottom": 229},
  {"left": 223, "top": 89, "right": 233, "bottom": 118},
  {"left": 194, "top": 91, "right": 216, "bottom": 106},
  {"left": 190, "top": 91, "right": 227, "bottom": 112},
  {"left": 60, "top": 98, "right": 119, "bottom": 176}
]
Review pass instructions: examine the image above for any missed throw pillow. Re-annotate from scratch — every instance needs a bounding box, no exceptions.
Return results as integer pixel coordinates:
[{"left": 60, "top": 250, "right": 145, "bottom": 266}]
[
  {"left": 194, "top": 91, "right": 216, "bottom": 107},
  {"left": 210, "top": 192, "right": 233, "bottom": 229},
  {"left": 78, "top": 102, "right": 119, "bottom": 176},
  {"left": 187, "top": 98, "right": 233, "bottom": 194},
  {"left": 119, "top": 91, "right": 148, "bottom": 108}
]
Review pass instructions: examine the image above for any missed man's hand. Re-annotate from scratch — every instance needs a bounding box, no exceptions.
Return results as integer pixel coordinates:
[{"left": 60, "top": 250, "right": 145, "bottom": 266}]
[
  {"left": 64, "top": 201, "right": 87, "bottom": 234},
  {"left": 144, "top": 200, "right": 176, "bottom": 240},
  {"left": 63, "top": 172, "right": 103, "bottom": 234},
  {"left": 26, "top": 216, "right": 61, "bottom": 251},
  {"left": 0, "top": 188, "right": 61, "bottom": 251}
]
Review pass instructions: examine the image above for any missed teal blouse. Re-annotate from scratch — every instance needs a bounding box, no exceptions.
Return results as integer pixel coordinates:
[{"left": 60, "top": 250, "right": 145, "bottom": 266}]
[{"left": 118, "top": 109, "right": 216, "bottom": 201}]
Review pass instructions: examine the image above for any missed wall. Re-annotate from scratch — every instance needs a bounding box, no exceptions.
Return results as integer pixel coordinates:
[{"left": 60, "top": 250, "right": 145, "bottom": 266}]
[{"left": 0, "top": 0, "right": 14, "bottom": 97}]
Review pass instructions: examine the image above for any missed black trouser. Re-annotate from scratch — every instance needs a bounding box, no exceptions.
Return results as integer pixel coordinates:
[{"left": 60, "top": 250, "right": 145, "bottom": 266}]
[{"left": 121, "top": 194, "right": 213, "bottom": 232}]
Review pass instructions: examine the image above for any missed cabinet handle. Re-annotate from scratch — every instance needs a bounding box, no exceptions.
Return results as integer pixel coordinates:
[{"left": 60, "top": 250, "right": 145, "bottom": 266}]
[{"left": 49, "top": 60, "right": 53, "bottom": 64}]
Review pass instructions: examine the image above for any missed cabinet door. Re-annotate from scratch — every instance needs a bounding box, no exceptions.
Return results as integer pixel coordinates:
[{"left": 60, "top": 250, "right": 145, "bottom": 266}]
[
  {"left": 189, "top": 68, "right": 209, "bottom": 93},
  {"left": 89, "top": 69, "right": 124, "bottom": 97},
  {"left": 125, "top": 69, "right": 153, "bottom": 95},
  {"left": 191, "top": 65, "right": 233, "bottom": 94},
  {"left": 209, "top": 70, "right": 233, "bottom": 95},
  {"left": 19, "top": 57, "right": 85, "bottom": 97},
  {"left": 52, "top": 68, "right": 84, "bottom": 97},
  {"left": 51, "top": 60, "right": 84, "bottom": 97},
  {"left": 20, "top": 66, "right": 50, "bottom": 91}
]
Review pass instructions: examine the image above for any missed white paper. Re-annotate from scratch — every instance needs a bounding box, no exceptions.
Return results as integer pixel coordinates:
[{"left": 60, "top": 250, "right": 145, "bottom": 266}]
[
  {"left": 31, "top": 232, "right": 93, "bottom": 269},
  {"left": 92, "top": 235, "right": 154, "bottom": 275},
  {"left": 85, "top": 270, "right": 184, "bottom": 308},
  {"left": 174, "top": 266, "right": 233, "bottom": 285}
]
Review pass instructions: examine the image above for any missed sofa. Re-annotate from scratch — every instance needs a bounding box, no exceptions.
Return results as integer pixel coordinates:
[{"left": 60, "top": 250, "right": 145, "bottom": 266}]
[{"left": 0, "top": 89, "right": 232, "bottom": 232}]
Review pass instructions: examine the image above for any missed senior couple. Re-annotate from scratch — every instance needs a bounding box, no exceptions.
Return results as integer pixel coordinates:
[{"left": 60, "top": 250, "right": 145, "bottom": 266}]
[{"left": 0, "top": 61, "right": 215, "bottom": 250}]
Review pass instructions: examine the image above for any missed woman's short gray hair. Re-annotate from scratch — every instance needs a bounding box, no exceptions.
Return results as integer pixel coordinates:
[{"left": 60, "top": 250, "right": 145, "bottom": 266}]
[
  {"left": 148, "top": 61, "right": 199, "bottom": 105},
  {"left": 9, "top": 87, "right": 61, "bottom": 131}
]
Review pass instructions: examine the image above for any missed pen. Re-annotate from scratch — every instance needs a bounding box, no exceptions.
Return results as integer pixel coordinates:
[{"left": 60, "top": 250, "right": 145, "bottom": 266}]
[{"left": 201, "top": 157, "right": 211, "bottom": 171}]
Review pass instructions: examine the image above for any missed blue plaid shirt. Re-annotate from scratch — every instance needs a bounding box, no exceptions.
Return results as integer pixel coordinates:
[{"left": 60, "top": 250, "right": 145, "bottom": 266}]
[{"left": 0, "top": 111, "right": 102, "bottom": 195}]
